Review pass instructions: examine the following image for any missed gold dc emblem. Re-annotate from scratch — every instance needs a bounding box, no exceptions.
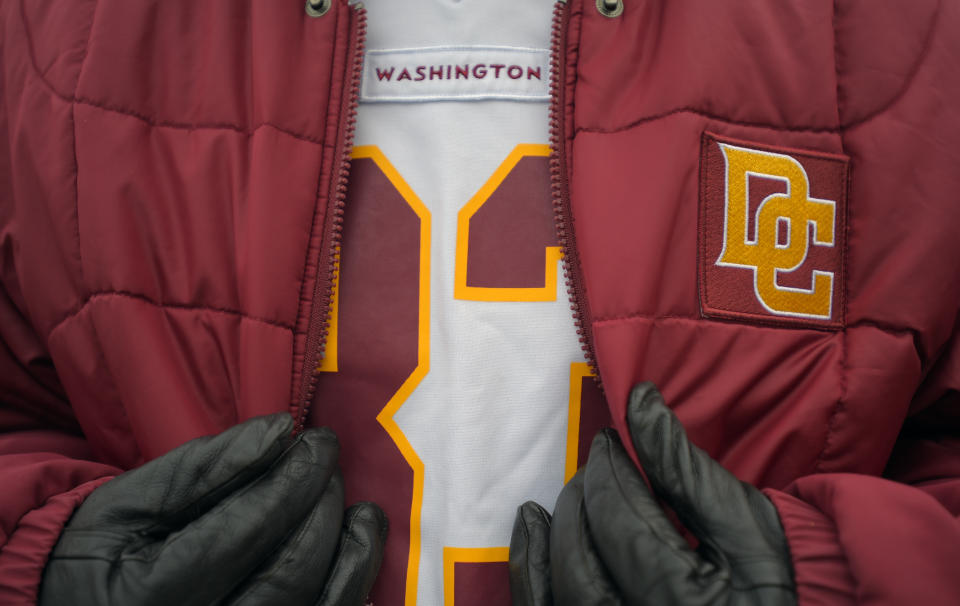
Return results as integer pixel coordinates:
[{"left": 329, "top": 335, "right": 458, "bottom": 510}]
[{"left": 716, "top": 144, "right": 837, "bottom": 320}]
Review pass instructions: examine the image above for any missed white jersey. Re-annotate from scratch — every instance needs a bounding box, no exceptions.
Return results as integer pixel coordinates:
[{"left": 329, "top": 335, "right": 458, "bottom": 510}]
[{"left": 311, "top": 2, "right": 605, "bottom": 604}]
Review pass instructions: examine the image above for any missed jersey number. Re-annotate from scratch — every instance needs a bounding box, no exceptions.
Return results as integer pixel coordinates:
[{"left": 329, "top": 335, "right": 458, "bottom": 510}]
[{"left": 311, "top": 145, "right": 607, "bottom": 605}]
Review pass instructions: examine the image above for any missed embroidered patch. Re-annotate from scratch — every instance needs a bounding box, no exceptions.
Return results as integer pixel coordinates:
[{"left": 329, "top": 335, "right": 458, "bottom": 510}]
[
  {"left": 360, "top": 46, "right": 550, "bottom": 102},
  {"left": 699, "top": 132, "right": 849, "bottom": 329}
]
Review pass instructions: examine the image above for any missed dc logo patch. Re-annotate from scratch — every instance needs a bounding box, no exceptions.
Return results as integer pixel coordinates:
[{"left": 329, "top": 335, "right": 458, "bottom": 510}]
[{"left": 699, "top": 132, "right": 848, "bottom": 329}]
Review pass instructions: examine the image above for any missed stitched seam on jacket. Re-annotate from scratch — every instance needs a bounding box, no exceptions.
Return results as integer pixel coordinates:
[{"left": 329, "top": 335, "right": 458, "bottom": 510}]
[
  {"left": 576, "top": 106, "right": 842, "bottom": 136},
  {"left": 591, "top": 313, "right": 918, "bottom": 339},
  {"left": 830, "top": 0, "right": 844, "bottom": 127},
  {"left": 814, "top": 327, "right": 848, "bottom": 473},
  {"left": 575, "top": 2, "right": 941, "bottom": 140},
  {"left": 20, "top": 2, "right": 939, "bottom": 143},
  {"left": 813, "top": 2, "right": 846, "bottom": 473},
  {"left": 72, "top": 99, "right": 329, "bottom": 145},
  {"left": 834, "top": 0, "right": 942, "bottom": 132},
  {"left": 68, "top": 0, "right": 100, "bottom": 299},
  {"left": 12, "top": 0, "right": 144, "bottom": 484},
  {"left": 571, "top": 0, "right": 585, "bottom": 141},
  {"left": 18, "top": 2, "right": 327, "bottom": 147},
  {"left": 48, "top": 291, "right": 294, "bottom": 338},
  {"left": 814, "top": 72, "right": 853, "bottom": 473}
]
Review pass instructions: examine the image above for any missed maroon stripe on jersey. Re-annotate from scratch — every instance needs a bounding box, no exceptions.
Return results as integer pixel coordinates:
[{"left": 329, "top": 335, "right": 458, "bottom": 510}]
[
  {"left": 466, "top": 156, "right": 556, "bottom": 289},
  {"left": 454, "top": 561, "right": 511, "bottom": 606},
  {"left": 577, "top": 373, "right": 611, "bottom": 469},
  {"left": 309, "top": 156, "right": 421, "bottom": 605}
]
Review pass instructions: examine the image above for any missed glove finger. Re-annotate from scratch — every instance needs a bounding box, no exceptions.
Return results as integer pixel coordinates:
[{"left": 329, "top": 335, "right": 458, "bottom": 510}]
[
  {"left": 71, "top": 413, "right": 298, "bottom": 530},
  {"left": 584, "top": 429, "right": 726, "bottom": 605},
  {"left": 509, "top": 501, "right": 553, "bottom": 606},
  {"left": 625, "top": 383, "right": 785, "bottom": 559},
  {"left": 122, "top": 427, "right": 340, "bottom": 604},
  {"left": 226, "top": 471, "right": 346, "bottom": 606},
  {"left": 549, "top": 469, "right": 623, "bottom": 606},
  {"left": 317, "top": 502, "right": 389, "bottom": 606}
]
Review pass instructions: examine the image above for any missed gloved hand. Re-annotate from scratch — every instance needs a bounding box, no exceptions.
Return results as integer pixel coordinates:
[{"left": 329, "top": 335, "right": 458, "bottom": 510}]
[
  {"left": 39, "top": 413, "right": 387, "bottom": 606},
  {"left": 510, "top": 382, "right": 796, "bottom": 606}
]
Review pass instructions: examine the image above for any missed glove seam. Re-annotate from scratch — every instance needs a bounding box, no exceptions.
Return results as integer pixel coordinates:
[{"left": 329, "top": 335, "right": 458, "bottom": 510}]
[
  {"left": 119, "top": 436, "right": 310, "bottom": 564},
  {"left": 133, "top": 429, "right": 300, "bottom": 543},
  {"left": 522, "top": 517, "right": 538, "bottom": 603},
  {"left": 316, "top": 507, "right": 367, "bottom": 605},
  {"left": 221, "top": 486, "right": 331, "bottom": 605},
  {"left": 573, "top": 484, "right": 628, "bottom": 600},
  {"left": 601, "top": 436, "right": 701, "bottom": 573}
]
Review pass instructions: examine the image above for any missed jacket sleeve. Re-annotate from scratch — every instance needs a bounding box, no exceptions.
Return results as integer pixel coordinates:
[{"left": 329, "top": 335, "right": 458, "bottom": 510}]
[
  {"left": 761, "top": 2, "right": 960, "bottom": 601},
  {"left": 0, "top": 249, "right": 119, "bottom": 604},
  {"left": 764, "top": 336, "right": 960, "bottom": 606},
  {"left": 0, "top": 4, "right": 120, "bottom": 602}
]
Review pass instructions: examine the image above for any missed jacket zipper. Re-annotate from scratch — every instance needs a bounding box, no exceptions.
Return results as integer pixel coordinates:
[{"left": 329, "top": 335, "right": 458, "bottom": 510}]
[
  {"left": 295, "top": 1, "right": 592, "bottom": 430},
  {"left": 295, "top": 2, "right": 367, "bottom": 433},
  {"left": 550, "top": 0, "right": 600, "bottom": 381}
]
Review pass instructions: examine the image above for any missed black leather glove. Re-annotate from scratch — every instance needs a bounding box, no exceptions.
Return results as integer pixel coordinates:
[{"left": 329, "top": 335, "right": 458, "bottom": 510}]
[
  {"left": 39, "top": 413, "right": 387, "bottom": 606},
  {"left": 510, "top": 382, "right": 796, "bottom": 606}
]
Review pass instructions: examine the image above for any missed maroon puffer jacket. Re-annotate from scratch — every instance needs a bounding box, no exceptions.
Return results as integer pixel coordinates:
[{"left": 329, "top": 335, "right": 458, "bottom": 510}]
[{"left": 1, "top": 0, "right": 958, "bottom": 604}]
